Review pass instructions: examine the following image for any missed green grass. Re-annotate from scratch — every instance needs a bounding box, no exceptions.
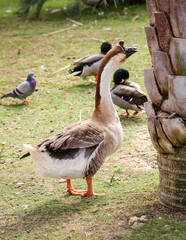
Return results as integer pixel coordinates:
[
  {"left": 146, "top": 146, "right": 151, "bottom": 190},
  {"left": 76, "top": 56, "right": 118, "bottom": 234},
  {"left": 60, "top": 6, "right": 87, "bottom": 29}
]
[
  {"left": 0, "top": 1, "right": 185, "bottom": 239},
  {"left": 116, "top": 217, "right": 186, "bottom": 240}
]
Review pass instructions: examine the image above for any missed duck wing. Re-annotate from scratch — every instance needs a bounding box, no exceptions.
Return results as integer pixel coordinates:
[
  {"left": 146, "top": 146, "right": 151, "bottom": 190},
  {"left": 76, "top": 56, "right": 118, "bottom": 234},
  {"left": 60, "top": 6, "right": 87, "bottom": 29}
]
[
  {"left": 111, "top": 84, "right": 148, "bottom": 109},
  {"left": 73, "top": 53, "right": 104, "bottom": 66},
  {"left": 128, "top": 95, "right": 148, "bottom": 105},
  {"left": 112, "top": 84, "right": 146, "bottom": 99},
  {"left": 125, "top": 80, "right": 142, "bottom": 90}
]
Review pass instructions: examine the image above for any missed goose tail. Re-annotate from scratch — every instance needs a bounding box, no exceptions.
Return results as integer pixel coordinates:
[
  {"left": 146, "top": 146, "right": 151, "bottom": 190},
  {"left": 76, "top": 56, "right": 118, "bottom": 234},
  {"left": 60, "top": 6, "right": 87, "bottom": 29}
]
[
  {"left": 22, "top": 144, "right": 65, "bottom": 178},
  {"left": 21, "top": 144, "right": 39, "bottom": 159},
  {"left": 23, "top": 144, "right": 37, "bottom": 152}
]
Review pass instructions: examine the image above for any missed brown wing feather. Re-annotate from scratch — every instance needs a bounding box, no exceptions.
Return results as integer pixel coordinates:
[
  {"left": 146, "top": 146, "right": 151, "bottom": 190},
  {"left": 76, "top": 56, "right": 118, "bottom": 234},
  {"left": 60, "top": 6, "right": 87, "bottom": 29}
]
[
  {"left": 38, "top": 121, "right": 104, "bottom": 152},
  {"left": 21, "top": 121, "right": 104, "bottom": 160}
]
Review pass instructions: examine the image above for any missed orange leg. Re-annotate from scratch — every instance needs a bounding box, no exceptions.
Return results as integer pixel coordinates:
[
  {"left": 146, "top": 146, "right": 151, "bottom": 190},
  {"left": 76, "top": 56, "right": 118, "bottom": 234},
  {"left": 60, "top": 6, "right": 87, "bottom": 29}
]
[
  {"left": 85, "top": 177, "right": 94, "bottom": 197},
  {"left": 121, "top": 110, "right": 130, "bottom": 116},
  {"left": 66, "top": 179, "right": 87, "bottom": 195},
  {"left": 66, "top": 178, "right": 102, "bottom": 197},
  {"left": 95, "top": 75, "right": 98, "bottom": 82},
  {"left": 132, "top": 111, "right": 138, "bottom": 115}
]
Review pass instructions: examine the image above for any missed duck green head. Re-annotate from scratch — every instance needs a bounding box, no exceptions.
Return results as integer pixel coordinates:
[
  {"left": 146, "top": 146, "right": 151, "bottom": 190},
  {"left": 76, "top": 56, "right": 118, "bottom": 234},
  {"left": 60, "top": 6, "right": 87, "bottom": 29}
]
[
  {"left": 101, "top": 42, "right": 112, "bottom": 54},
  {"left": 113, "top": 68, "right": 129, "bottom": 85}
]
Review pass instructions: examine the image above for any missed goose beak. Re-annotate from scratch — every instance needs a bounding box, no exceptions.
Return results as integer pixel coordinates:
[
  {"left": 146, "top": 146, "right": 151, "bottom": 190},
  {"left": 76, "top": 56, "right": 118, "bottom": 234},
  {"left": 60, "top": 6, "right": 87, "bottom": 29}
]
[
  {"left": 117, "top": 40, "right": 137, "bottom": 58},
  {"left": 124, "top": 47, "right": 137, "bottom": 58}
]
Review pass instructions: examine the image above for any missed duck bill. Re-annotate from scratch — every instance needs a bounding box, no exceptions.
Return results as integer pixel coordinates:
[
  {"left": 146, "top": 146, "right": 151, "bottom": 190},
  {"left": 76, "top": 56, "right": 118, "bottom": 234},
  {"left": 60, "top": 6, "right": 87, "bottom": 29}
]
[{"left": 124, "top": 47, "right": 137, "bottom": 58}]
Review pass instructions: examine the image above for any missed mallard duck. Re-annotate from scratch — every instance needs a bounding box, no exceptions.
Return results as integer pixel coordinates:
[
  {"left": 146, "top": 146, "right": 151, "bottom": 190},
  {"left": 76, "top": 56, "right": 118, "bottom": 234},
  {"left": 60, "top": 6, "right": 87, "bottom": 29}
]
[
  {"left": 111, "top": 68, "right": 148, "bottom": 116},
  {"left": 0, "top": 72, "right": 36, "bottom": 103},
  {"left": 21, "top": 41, "right": 137, "bottom": 197},
  {"left": 69, "top": 42, "right": 112, "bottom": 81}
]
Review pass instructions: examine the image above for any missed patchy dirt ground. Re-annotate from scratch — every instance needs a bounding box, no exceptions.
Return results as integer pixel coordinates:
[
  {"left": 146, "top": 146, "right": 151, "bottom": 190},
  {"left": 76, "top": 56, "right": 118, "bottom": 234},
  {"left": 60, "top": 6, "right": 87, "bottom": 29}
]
[{"left": 114, "top": 124, "right": 158, "bottom": 172}]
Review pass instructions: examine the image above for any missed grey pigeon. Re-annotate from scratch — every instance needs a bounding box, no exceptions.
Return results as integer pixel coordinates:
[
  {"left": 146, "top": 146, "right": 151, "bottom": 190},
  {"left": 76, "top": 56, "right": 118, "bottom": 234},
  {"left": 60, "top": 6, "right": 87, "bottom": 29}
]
[{"left": 1, "top": 72, "right": 36, "bottom": 103}]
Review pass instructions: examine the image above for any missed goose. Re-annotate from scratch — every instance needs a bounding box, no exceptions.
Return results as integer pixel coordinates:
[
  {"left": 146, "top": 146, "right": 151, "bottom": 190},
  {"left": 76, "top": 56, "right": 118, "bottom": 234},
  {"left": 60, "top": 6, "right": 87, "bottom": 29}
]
[
  {"left": 21, "top": 41, "right": 137, "bottom": 197},
  {"left": 69, "top": 42, "right": 112, "bottom": 82},
  {"left": 111, "top": 68, "right": 148, "bottom": 116}
]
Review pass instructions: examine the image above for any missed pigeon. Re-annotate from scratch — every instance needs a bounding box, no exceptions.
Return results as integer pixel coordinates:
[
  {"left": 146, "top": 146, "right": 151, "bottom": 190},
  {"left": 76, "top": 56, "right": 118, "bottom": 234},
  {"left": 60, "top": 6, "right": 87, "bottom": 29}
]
[{"left": 0, "top": 72, "right": 36, "bottom": 103}]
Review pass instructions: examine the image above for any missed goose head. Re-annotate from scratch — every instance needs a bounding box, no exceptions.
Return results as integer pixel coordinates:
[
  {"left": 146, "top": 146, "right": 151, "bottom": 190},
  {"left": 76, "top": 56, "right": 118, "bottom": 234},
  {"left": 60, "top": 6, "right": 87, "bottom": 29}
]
[
  {"left": 117, "top": 40, "right": 137, "bottom": 63},
  {"left": 98, "top": 40, "right": 137, "bottom": 82}
]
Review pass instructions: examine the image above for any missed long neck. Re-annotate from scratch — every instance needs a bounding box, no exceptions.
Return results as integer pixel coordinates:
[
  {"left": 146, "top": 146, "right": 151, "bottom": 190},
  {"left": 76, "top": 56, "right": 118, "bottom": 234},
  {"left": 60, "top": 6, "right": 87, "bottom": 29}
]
[{"left": 92, "top": 60, "right": 119, "bottom": 123}]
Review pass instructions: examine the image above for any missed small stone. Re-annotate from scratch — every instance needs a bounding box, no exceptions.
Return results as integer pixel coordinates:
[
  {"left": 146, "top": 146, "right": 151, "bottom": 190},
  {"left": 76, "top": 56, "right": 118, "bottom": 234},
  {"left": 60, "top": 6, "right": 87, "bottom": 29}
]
[
  {"left": 131, "top": 222, "right": 145, "bottom": 229},
  {"left": 98, "top": 12, "right": 104, "bottom": 16},
  {"left": 139, "top": 215, "right": 148, "bottom": 222},
  {"left": 128, "top": 216, "right": 140, "bottom": 226},
  {"left": 59, "top": 179, "right": 66, "bottom": 183},
  {"left": 103, "top": 27, "right": 111, "bottom": 31}
]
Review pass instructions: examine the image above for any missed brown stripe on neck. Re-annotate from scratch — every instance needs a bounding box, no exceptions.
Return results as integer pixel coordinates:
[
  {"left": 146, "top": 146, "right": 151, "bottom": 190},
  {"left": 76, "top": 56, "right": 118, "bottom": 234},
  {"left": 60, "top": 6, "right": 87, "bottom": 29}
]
[{"left": 94, "top": 45, "right": 123, "bottom": 112}]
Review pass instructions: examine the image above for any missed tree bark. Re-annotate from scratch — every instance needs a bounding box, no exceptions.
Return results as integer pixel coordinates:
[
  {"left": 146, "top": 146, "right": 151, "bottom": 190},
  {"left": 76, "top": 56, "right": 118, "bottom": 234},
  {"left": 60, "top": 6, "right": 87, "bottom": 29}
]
[
  {"left": 145, "top": 0, "right": 186, "bottom": 210},
  {"left": 157, "top": 145, "right": 186, "bottom": 210}
]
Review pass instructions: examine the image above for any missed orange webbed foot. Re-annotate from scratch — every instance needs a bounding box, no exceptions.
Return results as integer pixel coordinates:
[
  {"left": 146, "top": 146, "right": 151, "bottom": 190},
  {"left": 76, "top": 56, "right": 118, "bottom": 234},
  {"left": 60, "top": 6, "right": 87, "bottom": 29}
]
[
  {"left": 66, "top": 178, "right": 104, "bottom": 197},
  {"left": 67, "top": 179, "right": 87, "bottom": 196},
  {"left": 121, "top": 110, "right": 130, "bottom": 116},
  {"left": 83, "top": 178, "right": 104, "bottom": 197},
  {"left": 132, "top": 111, "right": 138, "bottom": 115}
]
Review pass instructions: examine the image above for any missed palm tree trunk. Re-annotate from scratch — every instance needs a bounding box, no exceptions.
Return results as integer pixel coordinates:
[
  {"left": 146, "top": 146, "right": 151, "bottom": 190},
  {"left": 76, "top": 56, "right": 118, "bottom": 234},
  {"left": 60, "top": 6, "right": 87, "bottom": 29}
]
[
  {"left": 158, "top": 145, "right": 186, "bottom": 210},
  {"left": 144, "top": 0, "right": 186, "bottom": 210}
]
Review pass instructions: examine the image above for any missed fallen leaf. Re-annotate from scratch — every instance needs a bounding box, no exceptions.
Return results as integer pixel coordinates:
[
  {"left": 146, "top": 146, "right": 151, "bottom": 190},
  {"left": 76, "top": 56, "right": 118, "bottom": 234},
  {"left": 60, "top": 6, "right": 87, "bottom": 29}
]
[
  {"left": 23, "top": 205, "right": 29, "bottom": 210},
  {"left": 15, "top": 182, "right": 24, "bottom": 188},
  {"left": 132, "top": 15, "right": 139, "bottom": 22}
]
